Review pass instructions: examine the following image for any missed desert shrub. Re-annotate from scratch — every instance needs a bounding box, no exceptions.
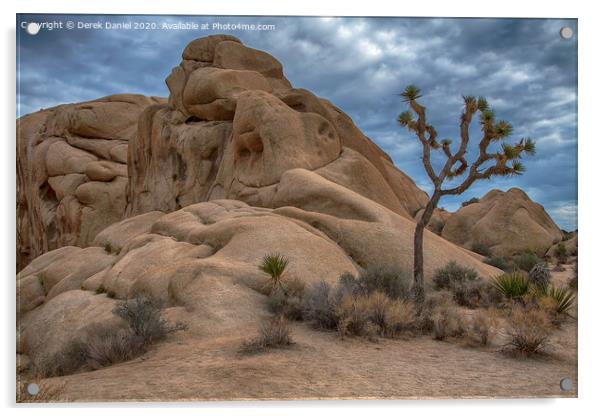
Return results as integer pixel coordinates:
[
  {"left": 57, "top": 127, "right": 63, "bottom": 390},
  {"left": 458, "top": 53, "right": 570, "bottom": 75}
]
[
  {"left": 468, "top": 308, "right": 499, "bottom": 346},
  {"left": 356, "top": 265, "right": 412, "bottom": 300},
  {"left": 491, "top": 272, "right": 530, "bottom": 300},
  {"left": 433, "top": 261, "right": 478, "bottom": 290},
  {"left": 240, "top": 315, "right": 293, "bottom": 354},
  {"left": 381, "top": 298, "right": 415, "bottom": 337},
  {"left": 35, "top": 339, "right": 89, "bottom": 378},
  {"left": 484, "top": 256, "right": 512, "bottom": 272},
  {"left": 259, "top": 253, "right": 290, "bottom": 293},
  {"left": 113, "top": 295, "right": 182, "bottom": 343},
  {"left": 432, "top": 305, "right": 466, "bottom": 341},
  {"left": 554, "top": 243, "right": 568, "bottom": 264},
  {"left": 302, "top": 280, "right": 338, "bottom": 329},
  {"left": 335, "top": 294, "right": 375, "bottom": 338},
  {"left": 362, "top": 291, "right": 415, "bottom": 337},
  {"left": 471, "top": 242, "right": 492, "bottom": 257},
  {"left": 266, "top": 277, "right": 306, "bottom": 320},
  {"left": 512, "top": 251, "right": 540, "bottom": 272},
  {"left": 528, "top": 262, "right": 551, "bottom": 290},
  {"left": 84, "top": 327, "right": 145, "bottom": 370},
  {"left": 95, "top": 286, "right": 106, "bottom": 295},
  {"left": 36, "top": 296, "right": 185, "bottom": 377},
  {"left": 449, "top": 278, "right": 490, "bottom": 309},
  {"left": 461, "top": 197, "right": 480, "bottom": 207},
  {"left": 414, "top": 291, "right": 454, "bottom": 334},
  {"left": 504, "top": 305, "right": 552, "bottom": 356}
]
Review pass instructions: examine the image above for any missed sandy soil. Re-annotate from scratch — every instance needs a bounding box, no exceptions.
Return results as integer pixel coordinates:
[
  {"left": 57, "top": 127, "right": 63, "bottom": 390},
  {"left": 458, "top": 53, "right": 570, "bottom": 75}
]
[{"left": 21, "top": 264, "right": 578, "bottom": 402}]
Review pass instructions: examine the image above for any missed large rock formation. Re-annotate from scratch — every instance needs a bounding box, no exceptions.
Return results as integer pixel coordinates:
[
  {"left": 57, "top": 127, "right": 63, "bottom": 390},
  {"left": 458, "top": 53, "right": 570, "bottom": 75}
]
[
  {"left": 441, "top": 188, "right": 563, "bottom": 257},
  {"left": 127, "top": 34, "right": 428, "bottom": 219},
  {"left": 17, "top": 94, "right": 165, "bottom": 271}
]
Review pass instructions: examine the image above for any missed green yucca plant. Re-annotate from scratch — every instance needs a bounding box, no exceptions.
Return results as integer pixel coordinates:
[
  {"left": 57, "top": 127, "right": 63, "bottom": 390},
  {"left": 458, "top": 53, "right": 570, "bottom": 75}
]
[
  {"left": 491, "top": 272, "right": 530, "bottom": 300},
  {"left": 545, "top": 286, "right": 576, "bottom": 315},
  {"left": 259, "top": 253, "right": 290, "bottom": 293}
]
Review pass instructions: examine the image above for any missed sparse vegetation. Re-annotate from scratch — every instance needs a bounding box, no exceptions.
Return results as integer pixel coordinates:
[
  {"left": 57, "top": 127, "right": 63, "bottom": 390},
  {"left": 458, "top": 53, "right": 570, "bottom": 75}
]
[
  {"left": 240, "top": 315, "right": 293, "bottom": 354},
  {"left": 468, "top": 308, "right": 499, "bottom": 346},
  {"left": 113, "top": 295, "right": 185, "bottom": 343},
  {"left": 432, "top": 304, "right": 466, "bottom": 341},
  {"left": 95, "top": 285, "right": 107, "bottom": 295},
  {"left": 302, "top": 280, "right": 339, "bottom": 329},
  {"left": 354, "top": 265, "right": 413, "bottom": 300},
  {"left": 491, "top": 271, "right": 530, "bottom": 300},
  {"left": 512, "top": 251, "right": 540, "bottom": 272},
  {"left": 470, "top": 242, "right": 492, "bottom": 257},
  {"left": 569, "top": 261, "right": 578, "bottom": 290},
  {"left": 267, "top": 277, "right": 306, "bottom": 320},
  {"left": 433, "top": 261, "right": 478, "bottom": 290},
  {"left": 484, "top": 256, "right": 512, "bottom": 272},
  {"left": 35, "top": 294, "right": 185, "bottom": 377},
  {"left": 504, "top": 305, "right": 552, "bottom": 356},
  {"left": 461, "top": 197, "right": 480, "bottom": 207}
]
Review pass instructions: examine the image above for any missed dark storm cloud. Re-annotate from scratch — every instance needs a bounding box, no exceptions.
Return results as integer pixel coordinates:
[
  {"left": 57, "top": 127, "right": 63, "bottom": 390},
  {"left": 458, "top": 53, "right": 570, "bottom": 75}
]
[{"left": 16, "top": 15, "right": 578, "bottom": 229}]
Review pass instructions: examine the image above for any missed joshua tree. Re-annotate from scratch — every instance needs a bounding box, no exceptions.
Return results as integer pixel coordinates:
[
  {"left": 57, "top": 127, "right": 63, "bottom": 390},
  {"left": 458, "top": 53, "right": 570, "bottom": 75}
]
[{"left": 397, "top": 85, "right": 536, "bottom": 304}]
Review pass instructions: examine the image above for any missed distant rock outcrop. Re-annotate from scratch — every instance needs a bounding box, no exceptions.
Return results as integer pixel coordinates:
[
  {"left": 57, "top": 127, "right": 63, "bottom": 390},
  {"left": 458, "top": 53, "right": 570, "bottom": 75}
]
[
  {"left": 441, "top": 188, "right": 563, "bottom": 257},
  {"left": 17, "top": 94, "right": 165, "bottom": 271}
]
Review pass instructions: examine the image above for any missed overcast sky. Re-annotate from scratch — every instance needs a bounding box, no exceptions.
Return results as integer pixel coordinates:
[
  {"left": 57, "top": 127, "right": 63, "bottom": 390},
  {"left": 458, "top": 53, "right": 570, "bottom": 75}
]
[{"left": 17, "top": 15, "right": 578, "bottom": 230}]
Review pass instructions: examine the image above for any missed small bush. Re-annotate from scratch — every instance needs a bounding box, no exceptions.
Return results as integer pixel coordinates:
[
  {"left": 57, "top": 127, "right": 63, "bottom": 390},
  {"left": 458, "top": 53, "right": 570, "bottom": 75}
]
[
  {"left": 356, "top": 265, "right": 412, "bottom": 300},
  {"left": 528, "top": 262, "right": 551, "bottom": 290},
  {"left": 491, "top": 272, "right": 530, "bottom": 300},
  {"left": 504, "top": 305, "right": 552, "bottom": 356},
  {"left": 450, "top": 279, "right": 489, "bottom": 309},
  {"left": 84, "top": 327, "right": 145, "bottom": 370},
  {"left": 113, "top": 295, "right": 182, "bottom": 343},
  {"left": 512, "top": 252, "right": 540, "bottom": 272},
  {"left": 484, "top": 257, "right": 512, "bottom": 272},
  {"left": 266, "top": 277, "right": 306, "bottom": 320},
  {"left": 469, "top": 308, "right": 499, "bottom": 346},
  {"left": 95, "top": 286, "right": 106, "bottom": 295},
  {"left": 461, "top": 197, "right": 480, "bottom": 207},
  {"left": 363, "top": 291, "right": 415, "bottom": 337},
  {"left": 35, "top": 339, "right": 89, "bottom": 378},
  {"left": 471, "top": 242, "right": 492, "bottom": 257},
  {"left": 336, "top": 294, "right": 375, "bottom": 338},
  {"left": 433, "top": 261, "right": 478, "bottom": 290},
  {"left": 432, "top": 305, "right": 466, "bottom": 341},
  {"left": 302, "top": 280, "right": 338, "bottom": 329},
  {"left": 240, "top": 315, "right": 293, "bottom": 354}
]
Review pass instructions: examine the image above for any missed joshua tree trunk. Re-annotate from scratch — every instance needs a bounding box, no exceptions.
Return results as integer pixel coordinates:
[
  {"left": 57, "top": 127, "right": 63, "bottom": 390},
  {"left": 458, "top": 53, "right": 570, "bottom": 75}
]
[{"left": 412, "top": 190, "right": 441, "bottom": 304}]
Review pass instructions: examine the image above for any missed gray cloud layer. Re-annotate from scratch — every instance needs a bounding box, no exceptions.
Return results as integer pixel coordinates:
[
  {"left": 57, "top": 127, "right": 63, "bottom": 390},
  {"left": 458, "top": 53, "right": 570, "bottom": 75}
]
[{"left": 17, "top": 15, "right": 578, "bottom": 229}]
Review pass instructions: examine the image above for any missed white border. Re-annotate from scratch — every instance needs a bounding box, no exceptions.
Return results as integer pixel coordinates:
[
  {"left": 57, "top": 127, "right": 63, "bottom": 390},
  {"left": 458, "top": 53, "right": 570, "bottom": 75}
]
[{"left": 3, "top": 1, "right": 600, "bottom": 414}]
